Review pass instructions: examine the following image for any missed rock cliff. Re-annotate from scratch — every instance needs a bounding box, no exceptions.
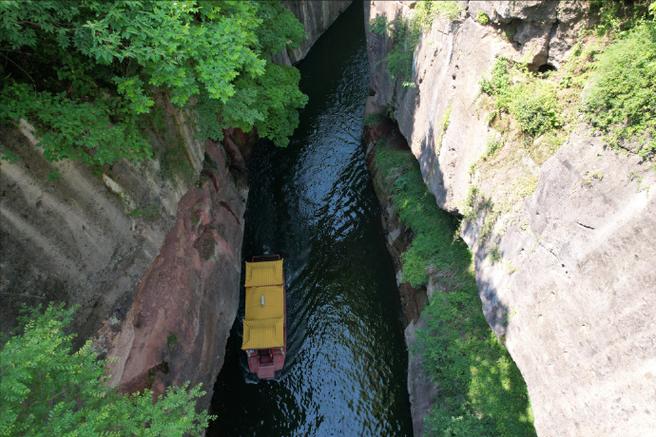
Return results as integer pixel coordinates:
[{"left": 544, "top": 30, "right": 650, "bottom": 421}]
[
  {"left": 0, "top": 1, "right": 353, "bottom": 414},
  {"left": 0, "top": 102, "right": 207, "bottom": 341},
  {"left": 365, "top": 1, "right": 656, "bottom": 436},
  {"left": 105, "top": 140, "right": 248, "bottom": 410},
  {"left": 363, "top": 114, "right": 435, "bottom": 435},
  {"left": 276, "top": 1, "right": 353, "bottom": 65},
  {"left": 1, "top": 104, "right": 250, "bottom": 411}
]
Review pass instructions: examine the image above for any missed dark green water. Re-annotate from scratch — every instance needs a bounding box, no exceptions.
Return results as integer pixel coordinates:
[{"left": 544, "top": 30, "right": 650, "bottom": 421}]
[{"left": 208, "top": 3, "right": 413, "bottom": 436}]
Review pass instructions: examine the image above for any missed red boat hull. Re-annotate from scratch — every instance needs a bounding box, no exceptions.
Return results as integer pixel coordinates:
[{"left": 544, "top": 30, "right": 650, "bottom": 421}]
[{"left": 247, "top": 347, "right": 286, "bottom": 380}]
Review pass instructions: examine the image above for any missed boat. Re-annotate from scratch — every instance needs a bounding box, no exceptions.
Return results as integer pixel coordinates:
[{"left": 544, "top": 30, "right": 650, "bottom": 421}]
[{"left": 241, "top": 255, "right": 286, "bottom": 380}]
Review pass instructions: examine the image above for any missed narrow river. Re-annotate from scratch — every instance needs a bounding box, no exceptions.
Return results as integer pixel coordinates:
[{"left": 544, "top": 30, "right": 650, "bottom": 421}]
[{"left": 208, "top": 3, "right": 413, "bottom": 435}]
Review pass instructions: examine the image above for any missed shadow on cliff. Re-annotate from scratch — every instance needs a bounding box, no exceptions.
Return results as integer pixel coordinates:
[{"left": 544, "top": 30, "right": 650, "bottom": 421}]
[
  {"left": 460, "top": 191, "right": 513, "bottom": 338},
  {"left": 363, "top": 112, "right": 533, "bottom": 434},
  {"left": 412, "top": 230, "right": 533, "bottom": 435}
]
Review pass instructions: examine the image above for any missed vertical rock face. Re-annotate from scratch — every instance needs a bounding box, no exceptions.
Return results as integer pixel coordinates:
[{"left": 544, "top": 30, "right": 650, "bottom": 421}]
[
  {"left": 363, "top": 113, "right": 435, "bottom": 436},
  {"left": 106, "top": 141, "right": 248, "bottom": 410},
  {"left": 0, "top": 104, "right": 203, "bottom": 340},
  {"left": 276, "top": 0, "right": 353, "bottom": 65},
  {"left": 367, "top": 0, "right": 587, "bottom": 213},
  {"left": 1, "top": 1, "right": 353, "bottom": 415},
  {"left": 365, "top": 1, "right": 656, "bottom": 436},
  {"left": 1, "top": 104, "right": 249, "bottom": 409}
]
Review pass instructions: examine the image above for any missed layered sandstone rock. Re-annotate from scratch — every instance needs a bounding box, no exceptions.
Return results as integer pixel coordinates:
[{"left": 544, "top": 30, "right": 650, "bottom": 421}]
[
  {"left": 0, "top": 102, "right": 202, "bottom": 340},
  {"left": 106, "top": 141, "right": 247, "bottom": 410},
  {"left": 1, "top": 105, "right": 249, "bottom": 410},
  {"left": 365, "top": 1, "right": 656, "bottom": 435}
]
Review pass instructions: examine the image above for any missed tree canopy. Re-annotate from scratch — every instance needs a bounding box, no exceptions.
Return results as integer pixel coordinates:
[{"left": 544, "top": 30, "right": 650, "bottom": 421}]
[
  {"left": 0, "top": 0, "right": 308, "bottom": 165},
  {"left": 0, "top": 305, "right": 212, "bottom": 436}
]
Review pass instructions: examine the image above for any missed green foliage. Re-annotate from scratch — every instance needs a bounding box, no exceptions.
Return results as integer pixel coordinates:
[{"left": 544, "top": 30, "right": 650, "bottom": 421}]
[
  {"left": 480, "top": 58, "right": 512, "bottom": 98},
  {"left": 419, "top": 292, "right": 535, "bottom": 437},
  {"left": 435, "top": 105, "right": 452, "bottom": 148},
  {"left": 481, "top": 58, "right": 561, "bottom": 137},
  {"left": 370, "top": 15, "right": 388, "bottom": 35},
  {"left": 82, "top": 1, "right": 265, "bottom": 107},
  {"left": 489, "top": 246, "right": 502, "bottom": 263},
  {"left": 484, "top": 139, "right": 504, "bottom": 160},
  {"left": 128, "top": 204, "right": 160, "bottom": 221},
  {"left": 415, "top": 0, "right": 462, "bottom": 27},
  {"left": 387, "top": 17, "right": 419, "bottom": 81},
  {"left": 253, "top": 1, "right": 305, "bottom": 56},
  {"left": 374, "top": 142, "right": 470, "bottom": 287},
  {"left": 590, "top": 0, "right": 651, "bottom": 35},
  {"left": 583, "top": 21, "right": 656, "bottom": 159},
  {"left": 383, "top": 1, "right": 462, "bottom": 81},
  {"left": 167, "top": 334, "right": 178, "bottom": 350},
  {"left": 426, "top": 407, "right": 495, "bottom": 437},
  {"left": 508, "top": 81, "right": 562, "bottom": 137},
  {"left": 364, "top": 112, "right": 385, "bottom": 126},
  {"left": 0, "top": 146, "right": 20, "bottom": 163},
  {"left": 441, "top": 105, "right": 452, "bottom": 133},
  {"left": 0, "top": 83, "right": 151, "bottom": 166},
  {"left": 0, "top": 305, "right": 212, "bottom": 436},
  {"left": 476, "top": 11, "right": 491, "bottom": 25},
  {"left": 0, "top": 1, "right": 308, "bottom": 167},
  {"left": 161, "top": 143, "right": 195, "bottom": 183},
  {"left": 196, "top": 95, "right": 225, "bottom": 142},
  {"left": 252, "top": 64, "right": 308, "bottom": 146},
  {"left": 47, "top": 170, "right": 61, "bottom": 182},
  {"left": 374, "top": 139, "right": 535, "bottom": 436}
]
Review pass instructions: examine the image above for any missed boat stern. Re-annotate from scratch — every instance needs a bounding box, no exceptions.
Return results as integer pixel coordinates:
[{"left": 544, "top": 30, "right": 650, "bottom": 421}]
[{"left": 246, "top": 348, "right": 285, "bottom": 380}]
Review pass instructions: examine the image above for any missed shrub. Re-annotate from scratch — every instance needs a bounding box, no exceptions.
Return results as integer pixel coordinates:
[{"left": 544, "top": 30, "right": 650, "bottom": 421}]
[
  {"left": 374, "top": 143, "right": 468, "bottom": 287},
  {"left": 370, "top": 15, "right": 388, "bottom": 35},
  {"left": 0, "top": 1, "right": 309, "bottom": 167},
  {"left": 508, "top": 81, "right": 562, "bottom": 137},
  {"left": 481, "top": 58, "right": 561, "bottom": 137},
  {"left": 476, "top": 11, "right": 491, "bottom": 25},
  {"left": 0, "top": 305, "right": 212, "bottom": 436},
  {"left": 484, "top": 139, "right": 504, "bottom": 159},
  {"left": 0, "top": 83, "right": 151, "bottom": 166},
  {"left": 415, "top": 0, "right": 462, "bottom": 26},
  {"left": 419, "top": 292, "right": 535, "bottom": 437},
  {"left": 480, "top": 58, "right": 512, "bottom": 98},
  {"left": 583, "top": 21, "right": 656, "bottom": 159},
  {"left": 387, "top": 17, "right": 419, "bottom": 80},
  {"left": 384, "top": 1, "right": 462, "bottom": 81}
]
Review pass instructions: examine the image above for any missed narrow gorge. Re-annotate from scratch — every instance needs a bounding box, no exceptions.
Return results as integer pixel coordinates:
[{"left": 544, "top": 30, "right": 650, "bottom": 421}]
[{"left": 1, "top": 1, "right": 654, "bottom": 437}]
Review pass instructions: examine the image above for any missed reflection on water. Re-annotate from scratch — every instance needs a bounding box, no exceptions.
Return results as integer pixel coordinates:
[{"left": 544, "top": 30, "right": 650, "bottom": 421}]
[{"left": 208, "top": 3, "right": 413, "bottom": 436}]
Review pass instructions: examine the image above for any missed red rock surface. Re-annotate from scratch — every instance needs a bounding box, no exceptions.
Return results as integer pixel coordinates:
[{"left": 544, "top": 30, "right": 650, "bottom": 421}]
[{"left": 107, "top": 142, "right": 247, "bottom": 409}]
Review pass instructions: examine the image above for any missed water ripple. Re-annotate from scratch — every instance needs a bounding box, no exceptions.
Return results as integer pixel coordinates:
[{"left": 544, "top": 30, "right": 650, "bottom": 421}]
[{"left": 208, "top": 3, "right": 412, "bottom": 436}]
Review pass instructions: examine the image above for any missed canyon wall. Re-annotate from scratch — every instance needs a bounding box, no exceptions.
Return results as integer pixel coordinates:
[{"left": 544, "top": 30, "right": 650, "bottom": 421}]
[
  {"left": 0, "top": 1, "right": 353, "bottom": 412},
  {"left": 0, "top": 101, "right": 207, "bottom": 340},
  {"left": 363, "top": 114, "right": 436, "bottom": 435},
  {"left": 365, "top": 1, "right": 656, "bottom": 436},
  {"left": 277, "top": 0, "right": 353, "bottom": 65},
  {"left": 1, "top": 104, "right": 250, "bottom": 410},
  {"left": 104, "top": 139, "right": 248, "bottom": 409}
]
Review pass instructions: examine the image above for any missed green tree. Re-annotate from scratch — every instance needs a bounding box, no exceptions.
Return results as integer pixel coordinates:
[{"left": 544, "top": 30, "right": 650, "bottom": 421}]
[
  {"left": 0, "top": 1, "right": 308, "bottom": 166},
  {"left": 0, "top": 305, "right": 212, "bottom": 436}
]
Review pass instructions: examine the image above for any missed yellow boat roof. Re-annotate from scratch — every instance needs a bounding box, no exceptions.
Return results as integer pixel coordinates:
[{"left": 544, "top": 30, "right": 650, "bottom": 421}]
[
  {"left": 244, "top": 260, "right": 284, "bottom": 287},
  {"left": 242, "top": 260, "right": 285, "bottom": 350}
]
